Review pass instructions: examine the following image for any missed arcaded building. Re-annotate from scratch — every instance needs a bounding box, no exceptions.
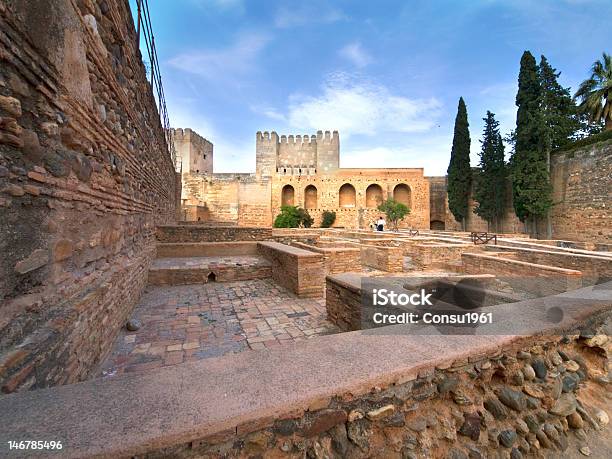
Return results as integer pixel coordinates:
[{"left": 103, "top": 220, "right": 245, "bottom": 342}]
[{"left": 173, "top": 129, "right": 430, "bottom": 228}]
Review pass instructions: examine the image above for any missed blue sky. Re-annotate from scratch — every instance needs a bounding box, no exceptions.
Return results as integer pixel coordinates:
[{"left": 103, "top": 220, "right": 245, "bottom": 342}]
[{"left": 137, "top": 0, "right": 611, "bottom": 175}]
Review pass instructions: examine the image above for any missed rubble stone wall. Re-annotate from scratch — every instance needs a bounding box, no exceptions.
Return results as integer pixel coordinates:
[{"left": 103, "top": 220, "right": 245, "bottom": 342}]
[{"left": 0, "top": 0, "right": 178, "bottom": 392}]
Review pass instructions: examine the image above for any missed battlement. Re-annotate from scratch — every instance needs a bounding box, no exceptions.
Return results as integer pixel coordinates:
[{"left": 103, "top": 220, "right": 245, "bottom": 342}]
[
  {"left": 256, "top": 130, "right": 340, "bottom": 176},
  {"left": 256, "top": 131, "right": 279, "bottom": 143},
  {"left": 316, "top": 130, "right": 339, "bottom": 144}
]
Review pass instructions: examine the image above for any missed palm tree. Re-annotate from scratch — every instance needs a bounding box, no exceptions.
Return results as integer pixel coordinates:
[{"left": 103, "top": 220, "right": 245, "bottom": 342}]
[{"left": 574, "top": 52, "right": 612, "bottom": 131}]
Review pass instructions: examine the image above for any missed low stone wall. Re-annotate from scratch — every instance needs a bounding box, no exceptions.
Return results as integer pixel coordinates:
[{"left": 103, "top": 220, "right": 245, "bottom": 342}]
[
  {"left": 462, "top": 253, "right": 583, "bottom": 296},
  {"left": 361, "top": 244, "right": 404, "bottom": 272},
  {"left": 412, "top": 243, "right": 478, "bottom": 269},
  {"left": 1, "top": 283, "right": 610, "bottom": 458},
  {"left": 326, "top": 273, "right": 363, "bottom": 331},
  {"left": 486, "top": 245, "right": 612, "bottom": 284},
  {"left": 148, "top": 261, "right": 271, "bottom": 285},
  {"left": 292, "top": 242, "right": 361, "bottom": 274},
  {"left": 156, "top": 225, "right": 272, "bottom": 243},
  {"left": 156, "top": 242, "right": 259, "bottom": 257},
  {"left": 257, "top": 242, "right": 325, "bottom": 298}
]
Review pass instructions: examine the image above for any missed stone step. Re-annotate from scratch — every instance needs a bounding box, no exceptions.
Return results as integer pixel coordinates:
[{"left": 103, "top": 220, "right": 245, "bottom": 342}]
[{"left": 148, "top": 256, "right": 272, "bottom": 285}]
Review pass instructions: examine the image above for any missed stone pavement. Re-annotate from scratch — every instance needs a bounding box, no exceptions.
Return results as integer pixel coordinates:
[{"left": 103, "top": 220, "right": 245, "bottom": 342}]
[{"left": 98, "top": 279, "right": 339, "bottom": 377}]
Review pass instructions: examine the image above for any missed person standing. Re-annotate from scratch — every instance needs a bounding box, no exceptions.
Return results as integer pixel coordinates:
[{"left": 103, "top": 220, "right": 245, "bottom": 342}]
[{"left": 376, "top": 216, "right": 386, "bottom": 231}]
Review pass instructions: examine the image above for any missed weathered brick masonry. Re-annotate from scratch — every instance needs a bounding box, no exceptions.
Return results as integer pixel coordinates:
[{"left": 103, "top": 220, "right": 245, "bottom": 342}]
[
  {"left": 549, "top": 142, "right": 612, "bottom": 243},
  {"left": 0, "top": 1, "right": 177, "bottom": 392}
]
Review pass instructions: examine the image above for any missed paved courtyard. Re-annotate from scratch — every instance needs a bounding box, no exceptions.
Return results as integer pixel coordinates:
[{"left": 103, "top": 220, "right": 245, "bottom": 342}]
[{"left": 99, "top": 279, "right": 339, "bottom": 377}]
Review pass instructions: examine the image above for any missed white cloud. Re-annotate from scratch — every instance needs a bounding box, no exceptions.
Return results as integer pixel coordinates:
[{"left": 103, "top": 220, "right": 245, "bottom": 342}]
[
  {"left": 286, "top": 73, "right": 442, "bottom": 138},
  {"left": 340, "top": 134, "right": 453, "bottom": 176},
  {"left": 274, "top": 4, "right": 347, "bottom": 28},
  {"left": 339, "top": 42, "right": 372, "bottom": 68},
  {"left": 167, "top": 32, "right": 270, "bottom": 85}
]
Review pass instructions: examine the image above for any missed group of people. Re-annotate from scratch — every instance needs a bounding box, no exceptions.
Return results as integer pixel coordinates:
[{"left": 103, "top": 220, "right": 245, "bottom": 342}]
[{"left": 371, "top": 216, "right": 386, "bottom": 232}]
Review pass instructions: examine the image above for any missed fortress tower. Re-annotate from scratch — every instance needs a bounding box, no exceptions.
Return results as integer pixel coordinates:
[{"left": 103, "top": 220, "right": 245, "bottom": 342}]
[
  {"left": 172, "top": 128, "right": 213, "bottom": 174},
  {"left": 255, "top": 130, "right": 339, "bottom": 177}
]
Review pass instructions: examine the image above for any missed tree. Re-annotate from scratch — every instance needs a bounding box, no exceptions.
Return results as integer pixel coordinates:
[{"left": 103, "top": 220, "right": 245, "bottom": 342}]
[
  {"left": 473, "top": 111, "right": 507, "bottom": 232},
  {"left": 539, "top": 55, "right": 582, "bottom": 150},
  {"left": 377, "top": 198, "right": 410, "bottom": 231},
  {"left": 574, "top": 52, "right": 612, "bottom": 131},
  {"left": 511, "top": 51, "right": 552, "bottom": 235},
  {"left": 447, "top": 97, "right": 472, "bottom": 230},
  {"left": 321, "top": 211, "right": 336, "bottom": 228},
  {"left": 273, "top": 206, "right": 313, "bottom": 228}
]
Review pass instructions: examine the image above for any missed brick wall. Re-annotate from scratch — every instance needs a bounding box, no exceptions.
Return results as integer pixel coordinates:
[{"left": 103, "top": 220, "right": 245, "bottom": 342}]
[
  {"left": 412, "top": 243, "right": 479, "bottom": 269},
  {"left": 360, "top": 244, "right": 404, "bottom": 272},
  {"left": 291, "top": 242, "right": 362, "bottom": 274},
  {"left": 156, "top": 225, "right": 272, "bottom": 242},
  {"left": 0, "top": 0, "right": 177, "bottom": 392},
  {"left": 325, "top": 274, "right": 364, "bottom": 331},
  {"left": 461, "top": 253, "right": 583, "bottom": 296},
  {"left": 486, "top": 245, "right": 612, "bottom": 284},
  {"left": 257, "top": 242, "right": 325, "bottom": 298}
]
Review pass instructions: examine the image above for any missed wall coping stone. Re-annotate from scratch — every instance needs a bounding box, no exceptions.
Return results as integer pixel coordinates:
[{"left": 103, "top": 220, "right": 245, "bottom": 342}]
[
  {"left": 0, "top": 283, "right": 610, "bottom": 458},
  {"left": 257, "top": 241, "right": 322, "bottom": 258},
  {"left": 462, "top": 252, "right": 583, "bottom": 275}
]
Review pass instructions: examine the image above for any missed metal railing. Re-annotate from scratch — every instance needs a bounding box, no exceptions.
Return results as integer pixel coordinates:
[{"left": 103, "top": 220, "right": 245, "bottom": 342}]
[{"left": 133, "top": 0, "right": 178, "bottom": 170}]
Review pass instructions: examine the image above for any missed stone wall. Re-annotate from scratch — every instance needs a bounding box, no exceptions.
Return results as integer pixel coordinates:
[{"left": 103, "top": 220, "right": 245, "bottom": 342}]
[
  {"left": 549, "top": 141, "right": 612, "bottom": 243},
  {"left": 156, "top": 225, "right": 272, "bottom": 243},
  {"left": 272, "top": 168, "right": 430, "bottom": 229},
  {"left": 412, "top": 243, "right": 479, "bottom": 269},
  {"left": 486, "top": 245, "right": 612, "bottom": 285},
  {"left": 461, "top": 253, "right": 583, "bottom": 296},
  {"left": 257, "top": 241, "right": 325, "bottom": 298},
  {"left": 291, "top": 242, "right": 362, "bottom": 275},
  {"left": 0, "top": 0, "right": 178, "bottom": 392},
  {"left": 3, "top": 283, "right": 608, "bottom": 458},
  {"left": 172, "top": 128, "right": 212, "bottom": 175},
  {"left": 177, "top": 128, "right": 430, "bottom": 229},
  {"left": 360, "top": 244, "right": 405, "bottom": 272}
]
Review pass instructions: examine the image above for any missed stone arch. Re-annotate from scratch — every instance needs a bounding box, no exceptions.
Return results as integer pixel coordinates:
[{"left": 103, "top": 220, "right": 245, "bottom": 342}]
[
  {"left": 365, "top": 184, "right": 383, "bottom": 208},
  {"left": 339, "top": 183, "right": 356, "bottom": 208},
  {"left": 304, "top": 185, "right": 317, "bottom": 209},
  {"left": 281, "top": 185, "right": 295, "bottom": 206},
  {"left": 430, "top": 220, "right": 445, "bottom": 230},
  {"left": 393, "top": 183, "right": 412, "bottom": 207}
]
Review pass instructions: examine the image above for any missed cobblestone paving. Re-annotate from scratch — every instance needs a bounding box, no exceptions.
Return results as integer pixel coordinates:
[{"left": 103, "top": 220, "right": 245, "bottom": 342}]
[{"left": 98, "top": 279, "right": 339, "bottom": 377}]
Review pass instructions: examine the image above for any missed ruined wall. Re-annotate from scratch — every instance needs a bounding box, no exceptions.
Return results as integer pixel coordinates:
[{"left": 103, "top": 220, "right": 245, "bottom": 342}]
[
  {"left": 0, "top": 0, "right": 177, "bottom": 392},
  {"left": 549, "top": 141, "right": 612, "bottom": 243}
]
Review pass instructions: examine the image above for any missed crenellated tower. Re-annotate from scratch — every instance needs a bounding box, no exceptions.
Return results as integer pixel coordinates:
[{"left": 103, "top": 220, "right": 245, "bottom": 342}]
[
  {"left": 255, "top": 131, "right": 279, "bottom": 178},
  {"left": 256, "top": 130, "right": 339, "bottom": 176}
]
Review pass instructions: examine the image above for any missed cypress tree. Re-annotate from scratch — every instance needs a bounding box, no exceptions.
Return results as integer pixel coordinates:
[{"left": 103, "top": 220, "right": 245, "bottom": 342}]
[
  {"left": 447, "top": 97, "right": 471, "bottom": 230},
  {"left": 511, "top": 51, "right": 552, "bottom": 234},
  {"left": 539, "top": 55, "right": 581, "bottom": 150},
  {"left": 473, "top": 111, "right": 507, "bottom": 232}
]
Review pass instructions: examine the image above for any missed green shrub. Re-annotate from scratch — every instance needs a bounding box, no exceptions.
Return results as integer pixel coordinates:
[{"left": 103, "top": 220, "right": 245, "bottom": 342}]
[
  {"left": 321, "top": 211, "right": 336, "bottom": 228},
  {"left": 273, "top": 206, "right": 313, "bottom": 228}
]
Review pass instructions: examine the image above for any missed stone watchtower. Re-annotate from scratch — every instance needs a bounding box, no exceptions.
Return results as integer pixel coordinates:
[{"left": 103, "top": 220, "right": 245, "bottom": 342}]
[
  {"left": 255, "top": 130, "right": 339, "bottom": 177},
  {"left": 172, "top": 128, "right": 213, "bottom": 174}
]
